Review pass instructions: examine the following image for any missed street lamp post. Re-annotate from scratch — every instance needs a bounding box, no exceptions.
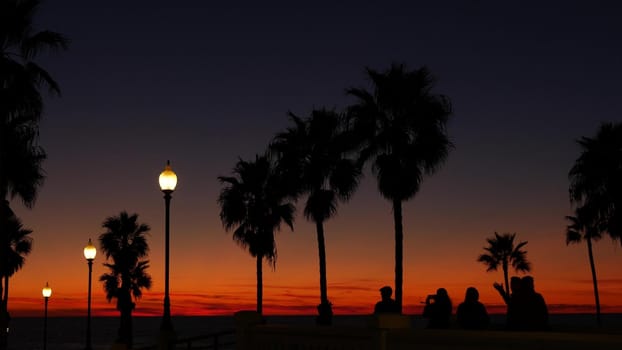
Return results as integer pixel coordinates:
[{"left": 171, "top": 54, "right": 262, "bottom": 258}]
[
  {"left": 42, "top": 282, "right": 52, "bottom": 350},
  {"left": 158, "top": 161, "right": 177, "bottom": 348},
  {"left": 84, "top": 239, "right": 97, "bottom": 350}
]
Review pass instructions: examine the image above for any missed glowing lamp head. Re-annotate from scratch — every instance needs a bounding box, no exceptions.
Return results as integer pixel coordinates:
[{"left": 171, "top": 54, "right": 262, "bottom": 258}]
[
  {"left": 159, "top": 160, "right": 177, "bottom": 192},
  {"left": 42, "top": 282, "right": 52, "bottom": 298},
  {"left": 84, "top": 238, "right": 97, "bottom": 261}
]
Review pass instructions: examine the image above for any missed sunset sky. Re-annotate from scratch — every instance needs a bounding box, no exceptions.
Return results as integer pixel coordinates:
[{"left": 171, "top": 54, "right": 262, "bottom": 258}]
[{"left": 8, "top": 0, "right": 622, "bottom": 317}]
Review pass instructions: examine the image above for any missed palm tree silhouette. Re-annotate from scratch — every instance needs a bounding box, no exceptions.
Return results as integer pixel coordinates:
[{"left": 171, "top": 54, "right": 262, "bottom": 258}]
[
  {"left": 98, "top": 211, "right": 152, "bottom": 348},
  {"left": 0, "top": 2, "right": 68, "bottom": 345},
  {"left": 0, "top": 212, "right": 32, "bottom": 313},
  {"left": 0, "top": 0, "right": 68, "bottom": 125},
  {"left": 271, "top": 109, "right": 361, "bottom": 324},
  {"left": 218, "top": 154, "right": 295, "bottom": 315},
  {"left": 565, "top": 205, "right": 603, "bottom": 326},
  {"left": 0, "top": 0, "right": 68, "bottom": 206},
  {"left": 346, "top": 64, "right": 452, "bottom": 311},
  {"left": 477, "top": 232, "right": 531, "bottom": 296},
  {"left": 569, "top": 122, "right": 622, "bottom": 244}
]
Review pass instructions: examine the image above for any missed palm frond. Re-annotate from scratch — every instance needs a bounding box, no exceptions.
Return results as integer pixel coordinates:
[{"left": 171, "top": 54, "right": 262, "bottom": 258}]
[{"left": 479, "top": 232, "right": 531, "bottom": 275}]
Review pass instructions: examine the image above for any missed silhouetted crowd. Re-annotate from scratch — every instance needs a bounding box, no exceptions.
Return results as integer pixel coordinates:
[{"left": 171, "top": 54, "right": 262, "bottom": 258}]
[{"left": 374, "top": 275, "right": 549, "bottom": 331}]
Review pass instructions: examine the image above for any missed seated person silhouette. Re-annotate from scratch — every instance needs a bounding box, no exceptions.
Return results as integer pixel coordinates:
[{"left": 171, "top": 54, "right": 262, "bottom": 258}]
[
  {"left": 422, "top": 288, "right": 452, "bottom": 329},
  {"left": 456, "top": 287, "right": 489, "bottom": 329},
  {"left": 374, "top": 286, "right": 400, "bottom": 314}
]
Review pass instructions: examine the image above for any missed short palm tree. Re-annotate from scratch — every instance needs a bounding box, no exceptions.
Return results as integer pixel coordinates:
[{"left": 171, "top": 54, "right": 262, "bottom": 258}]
[
  {"left": 569, "top": 122, "right": 622, "bottom": 244},
  {"left": 477, "top": 232, "right": 531, "bottom": 296},
  {"left": 218, "top": 154, "right": 295, "bottom": 315},
  {"left": 346, "top": 64, "right": 452, "bottom": 311},
  {"left": 0, "top": 212, "right": 32, "bottom": 312},
  {"left": 565, "top": 205, "right": 603, "bottom": 326},
  {"left": 271, "top": 109, "right": 361, "bottom": 324},
  {"left": 99, "top": 211, "right": 152, "bottom": 348}
]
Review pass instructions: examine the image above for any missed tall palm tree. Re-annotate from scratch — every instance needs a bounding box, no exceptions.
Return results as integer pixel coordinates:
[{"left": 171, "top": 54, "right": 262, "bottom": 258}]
[
  {"left": 1, "top": 2, "right": 68, "bottom": 345},
  {"left": 0, "top": 211, "right": 32, "bottom": 312},
  {"left": 98, "top": 211, "right": 152, "bottom": 348},
  {"left": 569, "top": 122, "right": 622, "bottom": 244},
  {"left": 0, "top": 0, "right": 69, "bottom": 124},
  {"left": 477, "top": 232, "right": 531, "bottom": 296},
  {"left": 218, "top": 154, "right": 295, "bottom": 315},
  {"left": 271, "top": 109, "right": 361, "bottom": 324},
  {"left": 565, "top": 205, "right": 603, "bottom": 326},
  {"left": 346, "top": 64, "right": 452, "bottom": 311},
  {"left": 0, "top": 0, "right": 68, "bottom": 205}
]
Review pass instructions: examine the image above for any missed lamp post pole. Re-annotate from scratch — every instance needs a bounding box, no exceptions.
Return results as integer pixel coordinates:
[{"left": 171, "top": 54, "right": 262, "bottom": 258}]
[
  {"left": 84, "top": 239, "right": 97, "bottom": 350},
  {"left": 42, "top": 283, "right": 52, "bottom": 350},
  {"left": 158, "top": 161, "right": 177, "bottom": 349},
  {"left": 162, "top": 189, "right": 172, "bottom": 331}
]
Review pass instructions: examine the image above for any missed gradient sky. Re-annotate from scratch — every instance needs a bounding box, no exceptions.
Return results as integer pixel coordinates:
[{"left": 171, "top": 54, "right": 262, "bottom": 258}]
[{"left": 8, "top": 0, "right": 622, "bottom": 317}]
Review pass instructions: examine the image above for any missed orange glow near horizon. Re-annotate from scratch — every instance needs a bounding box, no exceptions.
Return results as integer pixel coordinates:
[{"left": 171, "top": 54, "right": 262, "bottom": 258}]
[
  {"left": 7, "top": 166, "right": 622, "bottom": 319},
  {"left": 9, "top": 274, "right": 622, "bottom": 317}
]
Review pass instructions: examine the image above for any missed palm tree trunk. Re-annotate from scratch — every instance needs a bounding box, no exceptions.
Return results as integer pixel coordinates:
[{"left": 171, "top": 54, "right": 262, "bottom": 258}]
[
  {"left": 119, "top": 305, "right": 133, "bottom": 348},
  {"left": 256, "top": 255, "right": 263, "bottom": 315},
  {"left": 392, "top": 199, "right": 403, "bottom": 313},
  {"left": 586, "top": 238, "right": 601, "bottom": 327},
  {"left": 502, "top": 262, "right": 509, "bottom": 297},
  {"left": 117, "top": 285, "right": 133, "bottom": 347},
  {"left": 315, "top": 220, "right": 333, "bottom": 325},
  {"left": 0, "top": 198, "right": 9, "bottom": 350},
  {"left": 0, "top": 276, "right": 4, "bottom": 344},
  {"left": 2, "top": 277, "right": 7, "bottom": 347},
  {"left": 3, "top": 277, "right": 7, "bottom": 310},
  {"left": 316, "top": 220, "right": 328, "bottom": 305},
  {"left": 118, "top": 287, "right": 134, "bottom": 349}
]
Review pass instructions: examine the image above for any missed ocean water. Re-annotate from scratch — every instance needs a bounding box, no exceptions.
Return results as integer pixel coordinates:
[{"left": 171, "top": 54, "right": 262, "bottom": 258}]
[{"left": 8, "top": 314, "right": 622, "bottom": 350}]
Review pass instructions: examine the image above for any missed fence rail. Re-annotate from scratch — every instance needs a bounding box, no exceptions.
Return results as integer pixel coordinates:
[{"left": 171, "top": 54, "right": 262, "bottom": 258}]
[{"left": 135, "top": 329, "right": 235, "bottom": 350}]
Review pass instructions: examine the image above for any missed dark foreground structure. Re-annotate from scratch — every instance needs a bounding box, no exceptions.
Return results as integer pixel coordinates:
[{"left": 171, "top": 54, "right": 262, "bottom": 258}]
[{"left": 234, "top": 312, "right": 622, "bottom": 350}]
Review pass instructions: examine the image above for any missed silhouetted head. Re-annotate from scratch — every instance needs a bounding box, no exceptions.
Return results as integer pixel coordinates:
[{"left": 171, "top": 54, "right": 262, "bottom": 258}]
[
  {"left": 522, "top": 276, "right": 535, "bottom": 292},
  {"left": 434, "top": 288, "right": 452, "bottom": 309},
  {"left": 465, "top": 287, "right": 479, "bottom": 302},
  {"left": 510, "top": 276, "right": 522, "bottom": 293},
  {"left": 380, "top": 286, "right": 392, "bottom": 299}
]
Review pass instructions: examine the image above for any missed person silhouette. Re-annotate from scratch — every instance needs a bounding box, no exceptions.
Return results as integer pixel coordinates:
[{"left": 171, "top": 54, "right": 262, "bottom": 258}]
[
  {"left": 521, "top": 276, "right": 549, "bottom": 331},
  {"left": 456, "top": 287, "right": 489, "bottom": 329},
  {"left": 374, "top": 286, "right": 400, "bottom": 314},
  {"left": 493, "top": 276, "right": 522, "bottom": 305},
  {"left": 493, "top": 276, "right": 524, "bottom": 330},
  {"left": 422, "top": 288, "right": 452, "bottom": 329}
]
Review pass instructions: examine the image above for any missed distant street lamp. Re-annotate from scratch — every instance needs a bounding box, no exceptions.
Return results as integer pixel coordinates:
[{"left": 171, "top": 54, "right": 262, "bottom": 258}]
[
  {"left": 84, "top": 239, "right": 97, "bottom": 350},
  {"left": 42, "top": 282, "right": 52, "bottom": 350},
  {"left": 158, "top": 160, "right": 177, "bottom": 348}
]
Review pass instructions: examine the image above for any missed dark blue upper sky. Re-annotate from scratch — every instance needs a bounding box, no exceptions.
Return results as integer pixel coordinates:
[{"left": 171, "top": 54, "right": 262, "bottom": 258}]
[{"left": 32, "top": 0, "right": 622, "bottom": 208}]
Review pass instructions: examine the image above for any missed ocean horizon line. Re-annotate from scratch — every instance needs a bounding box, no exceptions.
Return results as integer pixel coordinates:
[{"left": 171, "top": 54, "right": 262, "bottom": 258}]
[{"left": 11, "top": 311, "right": 622, "bottom": 318}]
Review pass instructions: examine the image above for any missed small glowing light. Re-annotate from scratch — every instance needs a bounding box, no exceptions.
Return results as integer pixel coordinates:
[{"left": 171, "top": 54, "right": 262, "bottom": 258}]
[
  {"left": 42, "top": 282, "right": 52, "bottom": 298},
  {"left": 158, "top": 160, "right": 178, "bottom": 192},
  {"left": 84, "top": 238, "right": 97, "bottom": 260}
]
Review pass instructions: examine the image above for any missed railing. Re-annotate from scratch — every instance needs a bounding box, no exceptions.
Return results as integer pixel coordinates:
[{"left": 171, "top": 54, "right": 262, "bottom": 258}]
[
  {"left": 174, "top": 329, "right": 235, "bottom": 349},
  {"left": 241, "top": 324, "right": 384, "bottom": 350},
  {"left": 234, "top": 312, "right": 410, "bottom": 350},
  {"left": 135, "top": 329, "right": 235, "bottom": 350}
]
